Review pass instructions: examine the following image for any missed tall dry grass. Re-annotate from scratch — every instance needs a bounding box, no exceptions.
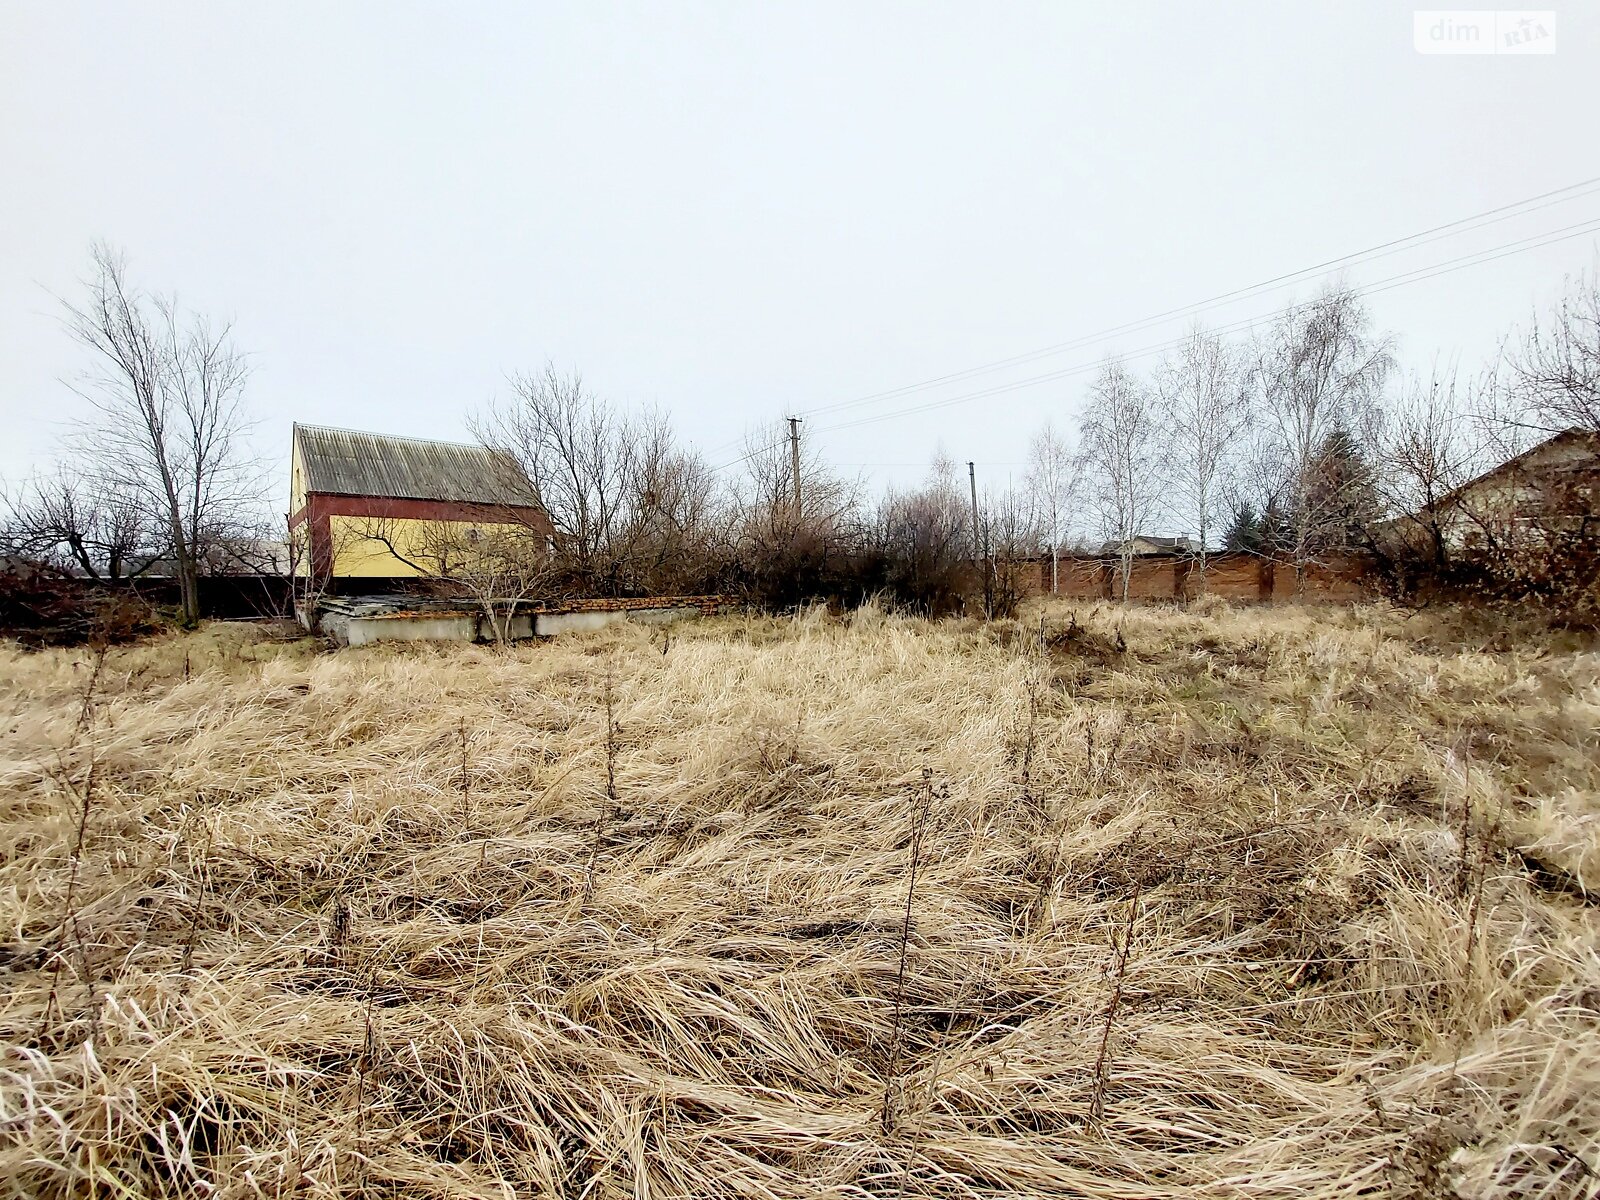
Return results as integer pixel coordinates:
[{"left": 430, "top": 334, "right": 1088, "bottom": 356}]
[{"left": 1, "top": 602, "right": 1597, "bottom": 1198}]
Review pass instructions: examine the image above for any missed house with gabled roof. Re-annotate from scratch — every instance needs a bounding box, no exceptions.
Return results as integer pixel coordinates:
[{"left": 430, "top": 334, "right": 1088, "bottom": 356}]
[
  {"left": 287, "top": 424, "right": 554, "bottom": 583},
  {"left": 1411, "top": 426, "right": 1599, "bottom": 549}
]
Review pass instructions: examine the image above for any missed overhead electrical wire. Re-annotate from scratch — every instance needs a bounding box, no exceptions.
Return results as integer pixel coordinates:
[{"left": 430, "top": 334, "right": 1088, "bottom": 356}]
[
  {"left": 701, "top": 175, "right": 1600, "bottom": 466},
  {"left": 809, "top": 215, "right": 1600, "bottom": 438},
  {"left": 796, "top": 176, "right": 1600, "bottom": 424},
  {"left": 704, "top": 197, "right": 1600, "bottom": 473}
]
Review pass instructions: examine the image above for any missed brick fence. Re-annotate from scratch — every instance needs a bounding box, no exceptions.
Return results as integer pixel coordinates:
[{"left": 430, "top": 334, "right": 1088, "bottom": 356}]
[{"left": 1016, "top": 552, "right": 1371, "bottom": 602}]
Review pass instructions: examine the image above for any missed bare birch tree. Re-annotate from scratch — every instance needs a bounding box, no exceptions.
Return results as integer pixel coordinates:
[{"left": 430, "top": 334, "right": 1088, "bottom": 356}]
[
  {"left": 1156, "top": 325, "right": 1249, "bottom": 589},
  {"left": 61, "top": 244, "right": 258, "bottom": 626},
  {"left": 1079, "top": 357, "right": 1163, "bottom": 601},
  {"left": 1251, "top": 286, "right": 1390, "bottom": 593},
  {"left": 1024, "top": 423, "right": 1080, "bottom": 595}
]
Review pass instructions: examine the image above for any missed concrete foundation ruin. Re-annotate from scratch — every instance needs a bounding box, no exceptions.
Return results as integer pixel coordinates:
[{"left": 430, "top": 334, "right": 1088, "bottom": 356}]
[{"left": 304, "top": 594, "right": 731, "bottom": 646}]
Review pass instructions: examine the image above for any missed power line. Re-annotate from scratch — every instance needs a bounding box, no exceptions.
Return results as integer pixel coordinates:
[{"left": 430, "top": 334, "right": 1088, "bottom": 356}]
[
  {"left": 708, "top": 436, "right": 789, "bottom": 474},
  {"left": 704, "top": 204, "right": 1600, "bottom": 473},
  {"left": 807, "top": 214, "right": 1600, "bottom": 438},
  {"left": 790, "top": 175, "right": 1600, "bottom": 426}
]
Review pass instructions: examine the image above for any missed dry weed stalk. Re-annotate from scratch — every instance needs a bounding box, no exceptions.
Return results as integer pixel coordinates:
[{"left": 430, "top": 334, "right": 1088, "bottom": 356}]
[
  {"left": 458, "top": 717, "right": 472, "bottom": 834},
  {"left": 39, "top": 646, "right": 108, "bottom": 1040},
  {"left": 581, "top": 665, "right": 620, "bottom": 908},
  {"left": 882, "top": 766, "right": 936, "bottom": 1135},
  {"left": 74, "top": 645, "right": 106, "bottom": 733},
  {"left": 1018, "top": 669, "right": 1042, "bottom": 813},
  {"left": 38, "top": 758, "right": 98, "bottom": 1041},
  {"left": 1088, "top": 875, "right": 1142, "bottom": 1128},
  {"left": 178, "top": 807, "right": 215, "bottom": 986}
]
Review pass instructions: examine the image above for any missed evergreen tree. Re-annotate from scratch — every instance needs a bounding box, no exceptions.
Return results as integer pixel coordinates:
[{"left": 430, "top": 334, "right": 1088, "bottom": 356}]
[
  {"left": 1223, "top": 501, "right": 1262, "bottom": 551},
  {"left": 1305, "top": 423, "right": 1379, "bottom": 549}
]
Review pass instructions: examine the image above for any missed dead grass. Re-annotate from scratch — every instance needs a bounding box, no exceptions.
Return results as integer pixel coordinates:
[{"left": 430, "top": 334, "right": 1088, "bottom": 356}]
[{"left": 1, "top": 600, "right": 1597, "bottom": 1198}]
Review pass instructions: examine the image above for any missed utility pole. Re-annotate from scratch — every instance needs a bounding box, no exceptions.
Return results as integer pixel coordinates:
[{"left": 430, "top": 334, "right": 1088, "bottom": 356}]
[
  {"left": 788, "top": 417, "right": 803, "bottom": 519},
  {"left": 969, "top": 461, "right": 990, "bottom": 619},
  {"left": 968, "top": 461, "right": 980, "bottom": 558}
]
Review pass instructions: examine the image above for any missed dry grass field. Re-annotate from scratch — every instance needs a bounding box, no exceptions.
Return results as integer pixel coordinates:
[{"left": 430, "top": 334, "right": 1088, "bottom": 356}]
[{"left": 2, "top": 601, "right": 1598, "bottom": 1199}]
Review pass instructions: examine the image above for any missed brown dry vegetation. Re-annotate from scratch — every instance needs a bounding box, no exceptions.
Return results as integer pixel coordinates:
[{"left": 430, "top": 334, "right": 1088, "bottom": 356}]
[{"left": 2, "top": 602, "right": 1598, "bottom": 1199}]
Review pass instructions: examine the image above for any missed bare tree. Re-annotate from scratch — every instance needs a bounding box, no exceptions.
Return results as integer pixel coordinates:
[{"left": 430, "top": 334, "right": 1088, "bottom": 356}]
[
  {"left": 349, "top": 509, "right": 557, "bottom": 643},
  {"left": 1374, "top": 360, "right": 1486, "bottom": 577},
  {"left": 3, "top": 466, "right": 156, "bottom": 581},
  {"left": 1156, "top": 325, "right": 1250, "bottom": 589},
  {"left": 61, "top": 244, "right": 259, "bottom": 626},
  {"left": 1375, "top": 355, "right": 1599, "bottom": 611},
  {"left": 475, "top": 365, "right": 727, "bottom": 596},
  {"left": 1024, "top": 423, "right": 1080, "bottom": 595},
  {"left": 984, "top": 482, "right": 1043, "bottom": 617},
  {"left": 608, "top": 413, "right": 730, "bottom": 593},
  {"left": 475, "top": 365, "right": 631, "bottom": 590},
  {"left": 418, "top": 522, "right": 556, "bottom": 644},
  {"left": 1251, "top": 286, "right": 1390, "bottom": 593},
  {"left": 863, "top": 458, "right": 971, "bottom": 616},
  {"left": 1079, "top": 357, "right": 1163, "bottom": 601},
  {"left": 1503, "top": 265, "right": 1600, "bottom": 435}
]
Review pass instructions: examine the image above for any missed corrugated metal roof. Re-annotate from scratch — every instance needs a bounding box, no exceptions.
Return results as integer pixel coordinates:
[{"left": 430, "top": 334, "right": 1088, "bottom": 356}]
[{"left": 294, "top": 424, "right": 540, "bottom": 506}]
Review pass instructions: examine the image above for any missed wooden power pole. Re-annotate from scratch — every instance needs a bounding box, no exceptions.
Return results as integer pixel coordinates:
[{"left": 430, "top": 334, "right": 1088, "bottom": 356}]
[{"left": 788, "top": 417, "right": 803, "bottom": 517}]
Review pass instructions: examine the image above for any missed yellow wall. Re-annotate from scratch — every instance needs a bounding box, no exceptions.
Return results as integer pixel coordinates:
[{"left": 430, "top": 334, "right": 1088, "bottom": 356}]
[
  {"left": 290, "top": 437, "right": 307, "bottom": 519},
  {"left": 327, "top": 515, "right": 537, "bottom": 578}
]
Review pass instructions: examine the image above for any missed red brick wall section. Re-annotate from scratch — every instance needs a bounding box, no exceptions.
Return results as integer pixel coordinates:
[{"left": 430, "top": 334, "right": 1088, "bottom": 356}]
[
  {"left": 1123, "top": 558, "right": 1178, "bottom": 599},
  {"left": 1270, "top": 554, "right": 1370, "bottom": 602},
  {"left": 1056, "top": 558, "right": 1111, "bottom": 600},
  {"left": 1027, "top": 552, "right": 1372, "bottom": 603},
  {"left": 1186, "top": 553, "right": 1271, "bottom": 601},
  {"left": 1006, "top": 560, "right": 1051, "bottom": 598}
]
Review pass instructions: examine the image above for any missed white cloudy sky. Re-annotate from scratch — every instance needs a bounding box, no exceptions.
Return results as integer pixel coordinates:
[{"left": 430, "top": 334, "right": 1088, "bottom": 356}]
[{"left": 1, "top": 2, "right": 1595, "bottom": 516}]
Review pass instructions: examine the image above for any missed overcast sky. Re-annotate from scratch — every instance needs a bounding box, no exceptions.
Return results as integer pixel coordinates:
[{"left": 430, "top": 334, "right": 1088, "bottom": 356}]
[{"left": 2, "top": 2, "right": 1596, "bottom": 519}]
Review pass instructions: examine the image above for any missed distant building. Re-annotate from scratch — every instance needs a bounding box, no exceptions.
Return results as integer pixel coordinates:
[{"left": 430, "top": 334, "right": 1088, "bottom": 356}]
[
  {"left": 288, "top": 424, "right": 554, "bottom": 582},
  {"left": 142, "top": 539, "right": 293, "bottom": 579},
  {"left": 1097, "top": 534, "right": 1195, "bottom": 557}
]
